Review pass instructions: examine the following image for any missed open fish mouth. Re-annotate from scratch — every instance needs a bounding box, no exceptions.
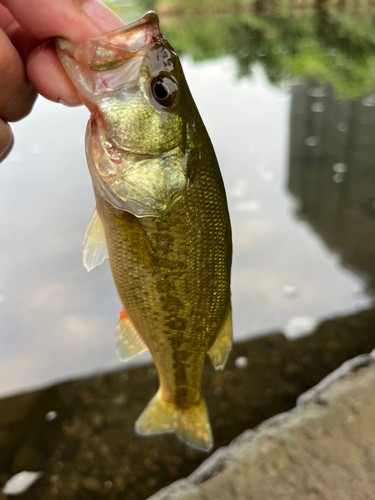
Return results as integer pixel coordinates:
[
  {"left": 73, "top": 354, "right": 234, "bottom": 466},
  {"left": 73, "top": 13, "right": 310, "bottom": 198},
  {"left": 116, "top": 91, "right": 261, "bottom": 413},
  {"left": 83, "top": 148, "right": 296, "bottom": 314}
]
[{"left": 56, "top": 12, "right": 160, "bottom": 102}]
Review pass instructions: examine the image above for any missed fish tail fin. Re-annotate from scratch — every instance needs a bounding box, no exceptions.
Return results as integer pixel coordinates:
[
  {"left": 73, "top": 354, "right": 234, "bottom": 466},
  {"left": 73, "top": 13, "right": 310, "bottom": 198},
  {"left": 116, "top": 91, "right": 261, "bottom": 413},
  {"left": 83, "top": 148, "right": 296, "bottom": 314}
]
[{"left": 135, "top": 389, "right": 213, "bottom": 452}]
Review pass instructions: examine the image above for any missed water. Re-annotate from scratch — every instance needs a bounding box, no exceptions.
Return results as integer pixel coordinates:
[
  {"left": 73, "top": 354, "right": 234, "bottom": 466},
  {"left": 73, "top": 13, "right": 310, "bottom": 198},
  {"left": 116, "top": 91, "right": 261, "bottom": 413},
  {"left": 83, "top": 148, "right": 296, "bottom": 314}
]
[
  {"left": 1, "top": 4, "right": 375, "bottom": 499},
  {"left": 2, "top": 46, "right": 372, "bottom": 399}
]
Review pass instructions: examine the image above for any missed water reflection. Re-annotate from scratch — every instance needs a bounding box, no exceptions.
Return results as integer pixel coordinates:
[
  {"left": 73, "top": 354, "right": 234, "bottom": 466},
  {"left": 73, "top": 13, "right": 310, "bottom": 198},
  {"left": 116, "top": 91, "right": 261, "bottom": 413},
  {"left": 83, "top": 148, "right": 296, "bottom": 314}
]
[
  {"left": 2, "top": 59, "right": 371, "bottom": 396},
  {"left": 156, "top": 5, "right": 375, "bottom": 99},
  {"left": 1, "top": 8, "right": 375, "bottom": 397},
  {"left": 288, "top": 81, "right": 375, "bottom": 292}
]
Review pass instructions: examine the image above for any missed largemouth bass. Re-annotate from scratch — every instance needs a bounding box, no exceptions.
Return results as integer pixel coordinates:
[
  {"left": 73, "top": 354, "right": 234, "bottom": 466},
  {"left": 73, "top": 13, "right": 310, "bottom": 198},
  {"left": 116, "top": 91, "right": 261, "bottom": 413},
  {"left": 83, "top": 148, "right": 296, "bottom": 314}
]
[{"left": 56, "top": 12, "right": 232, "bottom": 452}]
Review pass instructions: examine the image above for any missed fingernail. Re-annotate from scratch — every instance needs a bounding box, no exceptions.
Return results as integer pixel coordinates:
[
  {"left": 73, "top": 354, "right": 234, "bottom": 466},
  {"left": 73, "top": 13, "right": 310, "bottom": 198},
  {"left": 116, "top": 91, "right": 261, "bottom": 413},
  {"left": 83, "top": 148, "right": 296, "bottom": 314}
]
[
  {"left": 84, "top": 0, "right": 124, "bottom": 32},
  {"left": 57, "top": 98, "right": 82, "bottom": 107}
]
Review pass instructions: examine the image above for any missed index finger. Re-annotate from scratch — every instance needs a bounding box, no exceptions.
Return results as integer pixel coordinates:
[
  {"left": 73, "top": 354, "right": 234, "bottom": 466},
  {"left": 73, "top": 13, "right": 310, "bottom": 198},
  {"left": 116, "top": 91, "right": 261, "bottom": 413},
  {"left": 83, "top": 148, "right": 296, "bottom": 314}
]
[
  {"left": 2, "top": 0, "right": 122, "bottom": 43},
  {"left": 3, "top": 0, "right": 124, "bottom": 104}
]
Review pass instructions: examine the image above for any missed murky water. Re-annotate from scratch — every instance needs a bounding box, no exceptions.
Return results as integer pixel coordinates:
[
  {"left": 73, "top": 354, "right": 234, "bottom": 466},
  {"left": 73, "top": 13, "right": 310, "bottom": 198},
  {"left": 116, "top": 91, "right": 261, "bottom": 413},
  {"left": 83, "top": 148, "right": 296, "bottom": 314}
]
[{"left": 1, "top": 4, "right": 375, "bottom": 499}]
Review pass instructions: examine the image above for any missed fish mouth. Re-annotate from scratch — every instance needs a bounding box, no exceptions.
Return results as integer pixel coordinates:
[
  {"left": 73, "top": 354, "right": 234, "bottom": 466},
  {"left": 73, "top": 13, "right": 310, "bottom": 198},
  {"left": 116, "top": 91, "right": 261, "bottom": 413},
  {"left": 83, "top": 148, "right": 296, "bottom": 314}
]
[{"left": 56, "top": 11, "right": 160, "bottom": 103}]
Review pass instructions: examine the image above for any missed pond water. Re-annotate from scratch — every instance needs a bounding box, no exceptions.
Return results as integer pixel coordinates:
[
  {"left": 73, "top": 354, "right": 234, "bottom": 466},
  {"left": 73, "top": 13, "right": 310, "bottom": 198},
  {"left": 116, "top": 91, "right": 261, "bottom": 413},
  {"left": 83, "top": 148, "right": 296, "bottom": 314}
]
[
  {"left": 1, "top": 4, "right": 375, "bottom": 499},
  {"left": 2, "top": 8, "right": 374, "bottom": 398}
]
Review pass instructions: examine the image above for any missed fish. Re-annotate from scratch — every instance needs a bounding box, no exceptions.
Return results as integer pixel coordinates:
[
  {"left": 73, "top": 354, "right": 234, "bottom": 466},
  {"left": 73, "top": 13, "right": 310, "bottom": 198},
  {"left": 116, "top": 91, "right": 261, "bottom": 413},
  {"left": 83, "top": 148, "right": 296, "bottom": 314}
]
[{"left": 56, "top": 11, "right": 232, "bottom": 452}]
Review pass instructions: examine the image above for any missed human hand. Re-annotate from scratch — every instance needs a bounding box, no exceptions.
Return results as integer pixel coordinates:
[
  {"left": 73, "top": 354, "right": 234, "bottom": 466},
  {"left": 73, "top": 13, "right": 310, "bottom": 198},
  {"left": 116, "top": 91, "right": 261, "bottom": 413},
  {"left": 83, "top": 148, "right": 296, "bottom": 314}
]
[{"left": 0, "top": 0, "right": 123, "bottom": 162}]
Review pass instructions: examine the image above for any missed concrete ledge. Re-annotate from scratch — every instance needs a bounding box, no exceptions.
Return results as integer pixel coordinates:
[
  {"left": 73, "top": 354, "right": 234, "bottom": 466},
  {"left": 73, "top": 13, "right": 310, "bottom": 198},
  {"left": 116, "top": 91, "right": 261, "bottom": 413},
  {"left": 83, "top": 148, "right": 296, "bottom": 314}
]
[{"left": 148, "top": 351, "right": 375, "bottom": 500}]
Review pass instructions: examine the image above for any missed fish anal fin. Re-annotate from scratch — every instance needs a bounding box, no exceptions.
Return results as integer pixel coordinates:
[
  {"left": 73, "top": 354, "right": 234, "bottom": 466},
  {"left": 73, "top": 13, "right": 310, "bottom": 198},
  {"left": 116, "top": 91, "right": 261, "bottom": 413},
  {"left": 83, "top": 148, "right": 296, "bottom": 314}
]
[
  {"left": 117, "top": 307, "right": 147, "bottom": 361},
  {"left": 135, "top": 389, "right": 213, "bottom": 452},
  {"left": 83, "top": 208, "right": 108, "bottom": 272},
  {"left": 208, "top": 302, "right": 232, "bottom": 370}
]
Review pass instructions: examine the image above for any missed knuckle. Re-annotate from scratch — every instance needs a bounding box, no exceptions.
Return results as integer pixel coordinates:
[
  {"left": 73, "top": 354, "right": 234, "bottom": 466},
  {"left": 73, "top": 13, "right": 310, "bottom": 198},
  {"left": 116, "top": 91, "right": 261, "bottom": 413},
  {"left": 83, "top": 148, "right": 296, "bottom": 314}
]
[
  {"left": 0, "top": 29, "right": 37, "bottom": 122},
  {"left": 0, "top": 119, "right": 14, "bottom": 162}
]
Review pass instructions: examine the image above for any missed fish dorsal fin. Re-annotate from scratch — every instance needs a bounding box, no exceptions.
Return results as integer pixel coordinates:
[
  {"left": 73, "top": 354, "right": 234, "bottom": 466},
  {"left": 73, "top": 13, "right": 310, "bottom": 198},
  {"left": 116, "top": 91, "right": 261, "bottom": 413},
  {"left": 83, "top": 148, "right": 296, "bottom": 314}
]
[
  {"left": 83, "top": 208, "right": 108, "bottom": 272},
  {"left": 208, "top": 302, "right": 232, "bottom": 370},
  {"left": 135, "top": 388, "right": 213, "bottom": 452},
  {"left": 117, "top": 308, "right": 148, "bottom": 361}
]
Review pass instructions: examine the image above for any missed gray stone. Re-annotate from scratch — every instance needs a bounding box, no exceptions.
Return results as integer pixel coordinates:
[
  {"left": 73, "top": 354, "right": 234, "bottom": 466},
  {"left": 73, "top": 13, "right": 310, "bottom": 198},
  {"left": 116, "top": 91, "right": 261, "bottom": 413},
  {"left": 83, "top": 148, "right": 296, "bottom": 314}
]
[{"left": 148, "top": 351, "right": 375, "bottom": 500}]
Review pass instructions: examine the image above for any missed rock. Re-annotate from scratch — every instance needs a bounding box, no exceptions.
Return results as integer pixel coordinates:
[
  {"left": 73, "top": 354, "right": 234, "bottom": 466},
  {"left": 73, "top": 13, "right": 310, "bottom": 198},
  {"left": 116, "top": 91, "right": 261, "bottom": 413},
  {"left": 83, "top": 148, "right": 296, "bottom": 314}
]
[
  {"left": 147, "top": 351, "right": 375, "bottom": 500},
  {"left": 2, "top": 471, "right": 42, "bottom": 496},
  {"left": 82, "top": 477, "right": 100, "bottom": 491}
]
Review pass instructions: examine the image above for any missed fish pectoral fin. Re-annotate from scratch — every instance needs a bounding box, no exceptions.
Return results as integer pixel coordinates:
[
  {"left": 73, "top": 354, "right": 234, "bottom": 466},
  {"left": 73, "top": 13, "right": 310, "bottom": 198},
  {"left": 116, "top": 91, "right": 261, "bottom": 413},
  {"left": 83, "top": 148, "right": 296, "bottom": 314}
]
[
  {"left": 83, "top": 208, "right": 109, "bottom": 272},
  {"left": 116, "top": 214, "right": 158, "bottom": 273},
  {"left": 117, "top": 308, "right": 148, "bottom": 361},
  {"left": 135, "top": 389, "right": 213, "bottom": 452},
  {"left": 208, "top": 302, "right": 233, "bottom": 370}
]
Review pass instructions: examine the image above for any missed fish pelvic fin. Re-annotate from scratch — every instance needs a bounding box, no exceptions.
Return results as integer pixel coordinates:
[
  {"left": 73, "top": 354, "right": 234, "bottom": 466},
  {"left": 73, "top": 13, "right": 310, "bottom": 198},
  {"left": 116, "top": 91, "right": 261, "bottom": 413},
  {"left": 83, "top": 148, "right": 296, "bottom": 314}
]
[
  {"left": 208, "top": 302, "right": 232, "bottom": 370},
  {"left": 117, "top": 308, "right": 148, "bottom": 361},
  {"left": 135, "top": 389, "right": 213, "bottom": 452},
  {"left": 83, "top": 208, "right": 108, "bottom": 272}
]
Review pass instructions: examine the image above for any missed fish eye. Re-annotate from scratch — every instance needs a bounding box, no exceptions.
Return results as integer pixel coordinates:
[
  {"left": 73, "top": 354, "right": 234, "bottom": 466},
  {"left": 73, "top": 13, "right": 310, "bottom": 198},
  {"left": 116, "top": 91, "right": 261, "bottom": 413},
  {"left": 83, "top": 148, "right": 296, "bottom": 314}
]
[{"left": 151, "top": 75, "right": 178, "bottom": 107}]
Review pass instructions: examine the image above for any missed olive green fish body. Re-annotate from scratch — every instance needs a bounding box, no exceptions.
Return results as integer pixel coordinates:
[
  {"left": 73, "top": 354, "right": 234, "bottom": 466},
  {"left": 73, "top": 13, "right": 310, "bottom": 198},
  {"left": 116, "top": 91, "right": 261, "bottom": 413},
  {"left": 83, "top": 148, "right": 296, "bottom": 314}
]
[
  {"left": 57, "top": 12, "right": 232, "bottom": 451},
  {"left": 96, "top": 132, "right": 231, "bottom": 407}
]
